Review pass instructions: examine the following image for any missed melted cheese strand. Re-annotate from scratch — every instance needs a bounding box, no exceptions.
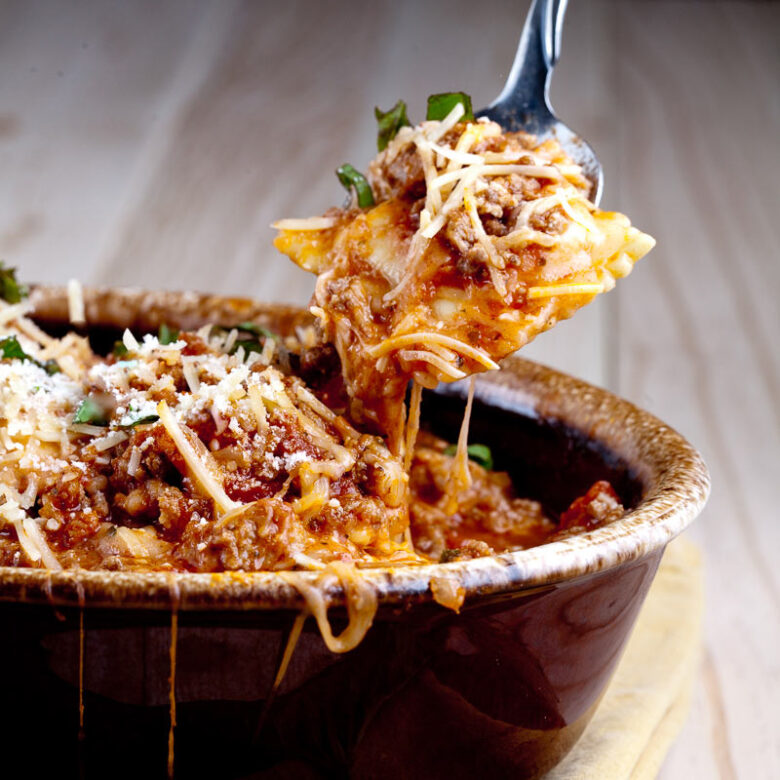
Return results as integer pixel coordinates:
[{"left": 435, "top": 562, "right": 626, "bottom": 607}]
[
  {"left": 282, "top": 562, "right": 378, "bottom": 653},
  {"left": 369, "top": 331, "right": 499, "bottom": 370},
  {"left": 445, "top": 377, "right": 476, "bottom": 515},
  {"left": 403, "top": 380, "right": 423, "bottom": 473},
  {"left": 294, "top": 384, "right": 340, "bottom": 425},
  {"left": 272, "top": 610, "right": 308, "bottom": 690},
  {"left": 398, "top": 349, "right": 467, "bottom": 381},
  {"left": 167, "top": 579, "right": 180, "bottom": 780}
]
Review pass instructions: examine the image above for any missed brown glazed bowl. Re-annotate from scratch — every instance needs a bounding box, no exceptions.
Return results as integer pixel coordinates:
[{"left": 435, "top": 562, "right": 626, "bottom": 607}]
[{"left": 0, "top": 287, "right": 710, "bottom": 780}]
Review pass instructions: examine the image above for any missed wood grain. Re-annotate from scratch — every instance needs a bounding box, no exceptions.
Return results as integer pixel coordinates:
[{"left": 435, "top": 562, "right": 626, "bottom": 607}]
[
  {"left": 0, "top": 0, "right": 777, "bottom": 776},
  {"left": 613, "top": 3, "right": 780, "bottom": 777}
]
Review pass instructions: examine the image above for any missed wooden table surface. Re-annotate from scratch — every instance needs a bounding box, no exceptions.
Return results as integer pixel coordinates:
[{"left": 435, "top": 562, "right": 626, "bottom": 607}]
[{"left": 1, "top": 0, "right": 777, "bottom": 776}]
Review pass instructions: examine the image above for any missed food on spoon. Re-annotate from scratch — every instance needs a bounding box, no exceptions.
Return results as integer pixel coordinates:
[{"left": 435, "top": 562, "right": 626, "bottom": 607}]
[{"left": 274, "top": 94, "right": 655, "bottom": 451}]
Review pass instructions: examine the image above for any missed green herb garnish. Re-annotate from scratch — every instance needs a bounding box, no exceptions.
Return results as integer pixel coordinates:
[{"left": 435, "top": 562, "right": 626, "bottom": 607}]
[
  {"left": 158, "top": 323, "right": 180, "bottom": 345},
  {"left": 230, "top": 338, "right": 264, "bottom": 358},
  {"left": 0, "top": 335, "right": 60, "bottom": 374},
  {"left": 0, "top": 263, "right": 28, "bottom": 304},
  {"left": 112, "top": 340, "right": 129, "bottom": 357},
  {"left": 443, "top": 442, "right": 494, "bottom": 471},
  {"left": 464, "top": 443, "right": 493, "bottom": 470},
  {"left": 73, "top": 397, "right": 109, "bottom": 426},
  {"left": 234, "top": 322, "right": 278, "bottom": 341},
  {"left": 123, "top": 414, "right": 159, "bottom": 427},
  {"left": 210, "top": 323, "right": 282, "bottom": 362},
  {"left": 375, "top": 100, "right": 411, "bottom": 151},
  {"left": 426, "top": 92, "right": 474, "bottom": 123},
  {"left": 0, "top": 335, "right": 30, "bottom": 361},
  {"left": 336, "top": 164, "right": 375, "bottom": 208}
]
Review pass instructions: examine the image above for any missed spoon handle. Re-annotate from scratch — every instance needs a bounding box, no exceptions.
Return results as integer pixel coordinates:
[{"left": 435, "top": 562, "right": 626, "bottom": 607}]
[{"left": 479, "top": 0, "right": 569, "bottom": 133}]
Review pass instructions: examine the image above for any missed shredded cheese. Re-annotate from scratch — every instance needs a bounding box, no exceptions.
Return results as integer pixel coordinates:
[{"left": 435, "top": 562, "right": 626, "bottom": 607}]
[
  {"left": 427, "top": 141, "right": 484, "bottom": 166},
  {"left": 271, "top": 217, "right": 337, "bottom": 231},
  {"left": 181, "top": 358, "right": 201, "bottom": 394},
  {"left": 122, "top": 328, "right": 140, "bottom": 352},
  {"left": 67, "top": 279, "right": 86, "bottom": 325},
  {"left": 156, "top": 400, "right": 240, "bottom": 515},
  {"left": 463, "top": 187, "right": 506, "bottom": 271},
  {"left": 527, "top": 283, "right": 605, "bottom": 299},
  {"left": 93, "top": 430, "right": 129, "bottom": 452},
  {"left": 247, "top": 383, "right": 268, "bottom": 432},
  {"left": 19, "top": 516, "right": 62, "bottom": 570},
  {"left": 0, "top": 302, "right": 31, "bottom": 327},
  {"left": 127, "top": 446, "right": 142, "bottom": 477}
]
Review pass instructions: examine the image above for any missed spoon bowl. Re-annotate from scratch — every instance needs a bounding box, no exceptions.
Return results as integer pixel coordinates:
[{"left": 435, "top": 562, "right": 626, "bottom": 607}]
[{"left": 477, "top": 0, "right": 603, "bottom": 205}]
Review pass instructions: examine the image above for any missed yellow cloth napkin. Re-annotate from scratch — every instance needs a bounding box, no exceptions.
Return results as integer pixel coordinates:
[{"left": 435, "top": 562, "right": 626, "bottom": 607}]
[{"left": 546, "top": 535, "right": 703, "bottom": 779}]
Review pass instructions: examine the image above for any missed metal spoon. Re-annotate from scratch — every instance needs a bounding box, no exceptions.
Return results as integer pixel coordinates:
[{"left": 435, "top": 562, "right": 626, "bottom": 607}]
[{"left": 477, "top": 0, "right": 603, "bottom": 205}]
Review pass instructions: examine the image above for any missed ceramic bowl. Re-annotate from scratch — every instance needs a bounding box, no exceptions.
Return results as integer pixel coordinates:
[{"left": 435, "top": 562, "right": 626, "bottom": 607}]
[{"left": 0, "top": 287, "right": 710, "bottom": 779}]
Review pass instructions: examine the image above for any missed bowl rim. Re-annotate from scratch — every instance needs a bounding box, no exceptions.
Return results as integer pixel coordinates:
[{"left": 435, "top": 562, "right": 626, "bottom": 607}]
[{"left": 0, "top": 285, "right": 710, "bottom": 611}]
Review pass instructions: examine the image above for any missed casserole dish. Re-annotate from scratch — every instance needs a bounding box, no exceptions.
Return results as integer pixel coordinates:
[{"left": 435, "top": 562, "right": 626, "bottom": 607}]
[{"left": 0, "top": 286, "right": 709, "bottom": 779}]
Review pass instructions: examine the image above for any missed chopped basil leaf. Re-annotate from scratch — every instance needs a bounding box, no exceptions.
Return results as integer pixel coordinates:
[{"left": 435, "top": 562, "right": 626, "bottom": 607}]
[
  {"left": 375, "top": 100, "right": 411, "bottom": 151},
  {"left": 426, "top": 92, "right": 474, "bottom": 123},
  {"left": 235, "top": 322, "right": 278, "bottom": 341},
  {"left": 443, "top": 442, "right": 494, "bottom": 470},
  {"left": 464, "top": 443, "right": 493, "bottom": 470},
  {"left": 158, "top": 323, "right": 180, "bottom": 345},
  {"left": 211, "top": 323, "right": 284, "bottom": 363},
  {"left": 124, "top": 414, "right": 159, "bottom": 427},
  {"left": 234, "top": 321, "right": 260, "bottom": 335},
  {"left": 336, "top": 164, "right": 375, "bottom": 208},
  {"left": 0, "top": 263, "right": 28, "bottom": 304},
  {"left": 73, "top": 397, "right": 109, "bottom": 426},
  {"left": 112, "top": 340, "right": 129, "bottom": 357},
  {"left": 230, "top": 338, "right": 264, "bottom": 358},
  {"left": 0, "top": 335, "right": 30, "bottom": 361},
  {"left": 0, "top": 335, "right": 61, "bottom": 374}
]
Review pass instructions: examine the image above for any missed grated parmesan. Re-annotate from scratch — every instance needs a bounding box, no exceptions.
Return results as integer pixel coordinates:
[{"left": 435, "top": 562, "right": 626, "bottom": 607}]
[{"left": 67, "top": 279, "right": 86, "bottom": 325}]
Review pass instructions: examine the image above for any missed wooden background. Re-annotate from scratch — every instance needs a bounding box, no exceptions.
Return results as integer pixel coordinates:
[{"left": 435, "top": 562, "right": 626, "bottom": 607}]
[{"left": 0, "top": 0, "right": 777, "bottom": 775}]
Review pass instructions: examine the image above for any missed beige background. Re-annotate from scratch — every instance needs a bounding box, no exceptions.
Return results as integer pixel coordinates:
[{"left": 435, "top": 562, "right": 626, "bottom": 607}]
[{"left": 0, "top": 0, "right": 777, "bottom": 776}]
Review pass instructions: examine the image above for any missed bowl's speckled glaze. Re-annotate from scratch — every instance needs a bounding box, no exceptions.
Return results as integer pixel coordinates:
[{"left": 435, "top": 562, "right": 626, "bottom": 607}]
[{"left": 0, "top": 287, "right": 710, "bottom": 779}]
